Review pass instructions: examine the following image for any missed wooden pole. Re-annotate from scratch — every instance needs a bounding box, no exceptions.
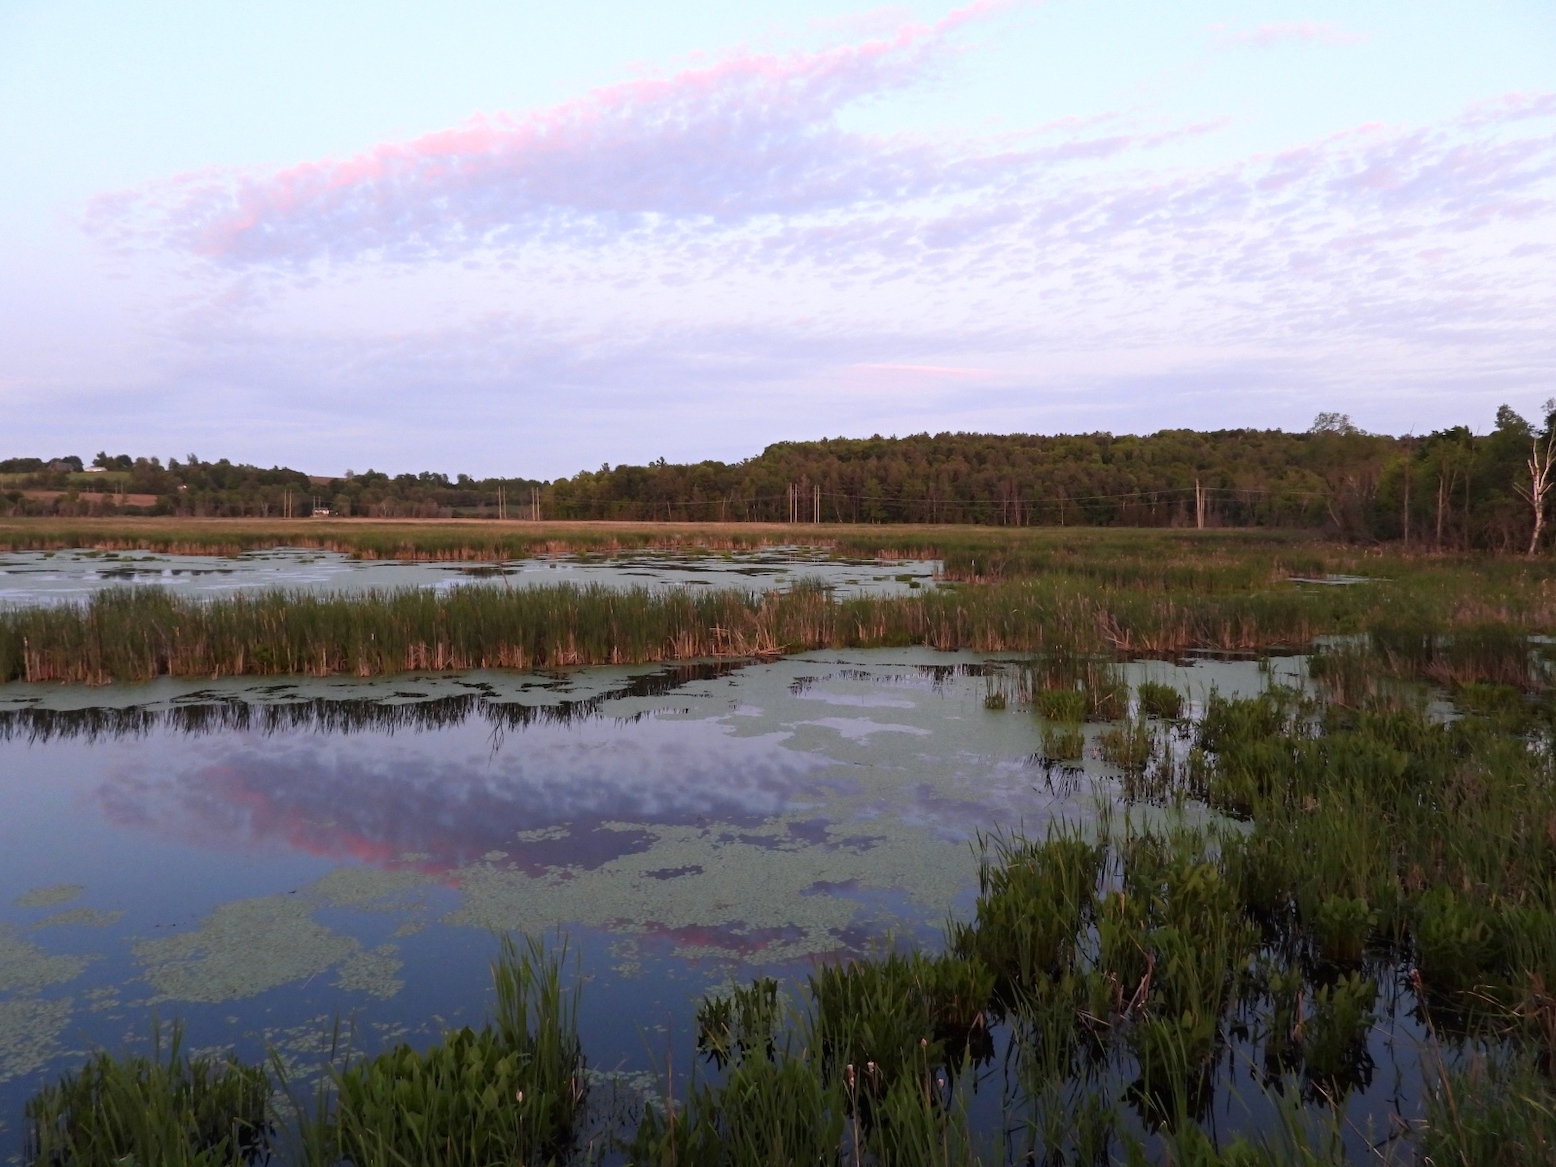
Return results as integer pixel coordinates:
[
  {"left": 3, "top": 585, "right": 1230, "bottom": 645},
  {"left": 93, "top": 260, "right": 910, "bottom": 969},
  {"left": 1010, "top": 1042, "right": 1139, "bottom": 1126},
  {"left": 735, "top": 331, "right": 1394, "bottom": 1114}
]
[{"left": 1402, "top": 458, "right": 1410, "bottom": 547}]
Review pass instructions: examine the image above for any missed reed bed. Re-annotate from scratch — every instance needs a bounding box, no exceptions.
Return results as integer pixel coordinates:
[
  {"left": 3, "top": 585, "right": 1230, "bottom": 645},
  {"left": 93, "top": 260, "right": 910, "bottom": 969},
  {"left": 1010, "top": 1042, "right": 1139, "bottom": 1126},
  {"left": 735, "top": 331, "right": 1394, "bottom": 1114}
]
[{"left": 8, "top": 557, "right": 1551, "bottom": 685}]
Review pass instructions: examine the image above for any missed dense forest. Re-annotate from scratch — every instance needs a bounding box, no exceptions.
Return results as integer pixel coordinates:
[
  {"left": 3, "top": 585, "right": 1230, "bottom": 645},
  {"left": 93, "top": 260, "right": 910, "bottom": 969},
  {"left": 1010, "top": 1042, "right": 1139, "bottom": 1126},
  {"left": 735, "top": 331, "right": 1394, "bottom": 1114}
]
[{"left": 6, "top": 407, "right": 1556, "bottom": 551}]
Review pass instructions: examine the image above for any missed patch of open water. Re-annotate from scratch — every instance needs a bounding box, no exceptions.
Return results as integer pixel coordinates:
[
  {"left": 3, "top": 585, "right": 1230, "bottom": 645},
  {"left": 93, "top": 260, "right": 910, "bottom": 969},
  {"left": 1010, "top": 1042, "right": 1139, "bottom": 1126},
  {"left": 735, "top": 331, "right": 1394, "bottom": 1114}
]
[
  {"left": 0, "top": 547, "right": 941, "bottom": 607},
  {"left": 0, "top": 649, "right": 1431, "bottom": 1161}
]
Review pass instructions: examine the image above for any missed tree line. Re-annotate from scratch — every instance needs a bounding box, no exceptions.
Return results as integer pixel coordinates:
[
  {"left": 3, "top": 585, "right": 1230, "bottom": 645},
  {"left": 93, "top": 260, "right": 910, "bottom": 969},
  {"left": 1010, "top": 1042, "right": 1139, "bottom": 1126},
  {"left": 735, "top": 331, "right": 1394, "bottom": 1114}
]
[{"left": 6, "top": 407, "right": 1556, "bottom": 551}]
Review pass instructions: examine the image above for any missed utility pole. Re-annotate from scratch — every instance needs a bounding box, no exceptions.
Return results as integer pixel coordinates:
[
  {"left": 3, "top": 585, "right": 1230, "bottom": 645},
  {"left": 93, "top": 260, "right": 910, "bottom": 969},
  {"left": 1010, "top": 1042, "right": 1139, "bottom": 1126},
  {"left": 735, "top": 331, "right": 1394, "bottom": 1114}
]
[
  {"left": 532, "top": 487, "right": 540, "bottom": 522},
  {"left": 497, "top": 483, "right": 505, "bottom": 521},
  {"left": 1195, "top": 479, "right": 1205, "bottom": 529},
  {"left": 813, "top": 484, "right": 821, "bottom": 525},
  {"left": 1402, "top": 456, "right": 1410, "bottom": 548}
]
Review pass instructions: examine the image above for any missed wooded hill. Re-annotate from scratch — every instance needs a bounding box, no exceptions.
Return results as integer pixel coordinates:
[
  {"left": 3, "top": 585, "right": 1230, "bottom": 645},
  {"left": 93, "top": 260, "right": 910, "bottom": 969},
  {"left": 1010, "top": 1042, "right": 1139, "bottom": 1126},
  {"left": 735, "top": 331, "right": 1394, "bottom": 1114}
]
[{"left": 6, "top": 408, "right": 1554, "bottom": 551}]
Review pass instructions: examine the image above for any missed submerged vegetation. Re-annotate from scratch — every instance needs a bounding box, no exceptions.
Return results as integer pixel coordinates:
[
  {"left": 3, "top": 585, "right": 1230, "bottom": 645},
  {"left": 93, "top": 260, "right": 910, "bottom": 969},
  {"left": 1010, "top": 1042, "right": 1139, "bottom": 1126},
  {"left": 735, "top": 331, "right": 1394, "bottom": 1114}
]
[{"left": 19, "top": 634, "right": 1556, "bottom": 1164}]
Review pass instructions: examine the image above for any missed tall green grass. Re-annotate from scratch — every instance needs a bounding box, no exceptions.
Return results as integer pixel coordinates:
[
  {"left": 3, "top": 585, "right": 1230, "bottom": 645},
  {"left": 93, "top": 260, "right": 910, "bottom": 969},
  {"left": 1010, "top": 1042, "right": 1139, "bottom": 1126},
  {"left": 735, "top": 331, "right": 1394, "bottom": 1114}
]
[
  {"left": 4, "top": 564, "right": 1528, "bottom": 685},
  {"left": 317, "top": 935, "right": 585, "bottom": 1167},
  {"left": 24, "top": 1021, "right": 269, "bottom": 1167}
]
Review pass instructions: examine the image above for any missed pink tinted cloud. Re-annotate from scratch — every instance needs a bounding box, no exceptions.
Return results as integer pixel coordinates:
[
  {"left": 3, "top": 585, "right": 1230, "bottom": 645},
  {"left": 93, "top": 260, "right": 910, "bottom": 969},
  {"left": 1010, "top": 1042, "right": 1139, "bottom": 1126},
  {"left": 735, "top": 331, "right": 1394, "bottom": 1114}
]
[
  {"left": 95, "top": 3, "right": 1023, "bottom": 268},
  {"left": 1212, "top": 22, "right": 1368, "bottom": 48},
  {"left": 82, "top": 3, "right": 1555, "bottom": 393}
]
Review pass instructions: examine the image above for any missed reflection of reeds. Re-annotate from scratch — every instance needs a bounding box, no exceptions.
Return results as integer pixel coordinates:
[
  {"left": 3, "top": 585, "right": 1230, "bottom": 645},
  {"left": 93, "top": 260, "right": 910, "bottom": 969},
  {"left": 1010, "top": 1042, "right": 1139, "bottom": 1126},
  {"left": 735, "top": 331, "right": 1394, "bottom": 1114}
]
[{"left": 0, "top": 660, "right": 738, "bottom": 743}]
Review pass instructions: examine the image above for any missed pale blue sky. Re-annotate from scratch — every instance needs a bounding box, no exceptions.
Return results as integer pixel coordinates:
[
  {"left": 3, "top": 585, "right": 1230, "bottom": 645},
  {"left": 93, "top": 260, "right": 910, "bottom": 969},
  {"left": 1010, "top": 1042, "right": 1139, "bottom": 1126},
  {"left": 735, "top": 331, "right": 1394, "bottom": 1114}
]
[{"left": 3, "top": 1, "right": 1553, "bottom": 476}]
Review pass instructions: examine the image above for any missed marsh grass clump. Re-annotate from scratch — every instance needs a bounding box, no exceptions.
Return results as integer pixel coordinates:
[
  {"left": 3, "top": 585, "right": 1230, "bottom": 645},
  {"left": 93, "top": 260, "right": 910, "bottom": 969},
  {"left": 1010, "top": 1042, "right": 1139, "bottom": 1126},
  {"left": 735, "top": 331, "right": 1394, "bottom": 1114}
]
[
  {"left": 952, "top": 829, "right": 1103, "bottom": 1003},
  {"left": 1036, "top": 687, "right": 1088, "bottom": 722},
  {"left": 636, "top": 955, "right": 982, "bottom": 1167},
  {"left": 1421, "top": 1050, "right": 1556, "bottom": 1167},
  {"left": 1097, "top": 718, "right": 1155, "bottom": 774},
  {"left": 1309, "top": 895, "right": 1375, "bottom": 967},
  {"left": 323, "top": 934, "right": 585, "bottom": 1167},
  {"left": 810, "top": 951, "right": 995, "bottom": 1083},
  {"left": 1024, "top": 653, "right": 1128, "bottom": 721},
  {"left": 1300, "top": 972, "right": 1378, "bottom": 1096},
  {"left": 1452, "top": 681, "right": 1539, "bottom": 733},
  {"left": 696, "top": 978, "right": 781, "bottom": 1069},
  {"left": 25, "top": 1021, "right": 270, "bottom": 1167},
  {"left": 1040, "top": 723, "right": 1085, "bottom": 761},
  {"left": 1437, "top": 622, "right": 1535, "bottom": 689},
  {"left": 1136, "top": 680, "right": 1184, "bottom": 720},
  {"left": 1365, "top": 614, "right": 1542, "bottom": 692}
]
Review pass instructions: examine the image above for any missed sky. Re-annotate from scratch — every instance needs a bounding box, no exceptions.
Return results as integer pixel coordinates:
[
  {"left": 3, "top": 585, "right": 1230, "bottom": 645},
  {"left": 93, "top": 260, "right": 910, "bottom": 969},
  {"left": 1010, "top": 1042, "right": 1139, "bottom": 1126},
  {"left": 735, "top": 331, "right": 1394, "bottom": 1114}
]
[{"left": 2, "top": 1, "right": 1554, "bottom": 478}]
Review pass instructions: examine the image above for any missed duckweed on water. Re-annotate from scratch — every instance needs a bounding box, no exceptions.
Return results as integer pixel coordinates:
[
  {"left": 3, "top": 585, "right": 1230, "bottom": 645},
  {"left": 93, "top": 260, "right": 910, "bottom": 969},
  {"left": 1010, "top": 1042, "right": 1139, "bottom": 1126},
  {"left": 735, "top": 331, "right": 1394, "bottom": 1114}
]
[
  {"left": 13, "top": 888, "right": 85, "bottom": 911},
  {"left": 29, "top": 909, "right": 124, "bottom": 931},
  {"left": 133, "top": 898, "right": 373, "bottom": 1005},
  {"left": 0, "top": 998, "right": 73, "bottom": 1084},
  {"left": 0, "top": 928, "right": 92, "bottom": 996}
]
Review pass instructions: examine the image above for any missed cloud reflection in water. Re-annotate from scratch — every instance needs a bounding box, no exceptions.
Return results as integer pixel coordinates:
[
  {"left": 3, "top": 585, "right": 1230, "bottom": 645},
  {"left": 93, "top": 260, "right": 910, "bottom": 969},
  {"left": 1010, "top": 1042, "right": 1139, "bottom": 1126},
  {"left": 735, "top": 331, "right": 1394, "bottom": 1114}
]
[{"left": 95, "top": 714, "right": 838, "bottom": 875}]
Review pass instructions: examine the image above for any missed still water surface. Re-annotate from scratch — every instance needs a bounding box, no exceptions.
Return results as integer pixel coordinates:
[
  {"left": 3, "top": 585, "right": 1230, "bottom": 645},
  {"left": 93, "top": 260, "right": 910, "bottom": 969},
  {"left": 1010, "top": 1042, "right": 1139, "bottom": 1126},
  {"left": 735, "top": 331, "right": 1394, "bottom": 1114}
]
[
  {"left": 0, "top": 648, "right": 1305, "bottom": 1155},
  {"left": 0, "top": 546, "right": 940, "bottom": 607}
]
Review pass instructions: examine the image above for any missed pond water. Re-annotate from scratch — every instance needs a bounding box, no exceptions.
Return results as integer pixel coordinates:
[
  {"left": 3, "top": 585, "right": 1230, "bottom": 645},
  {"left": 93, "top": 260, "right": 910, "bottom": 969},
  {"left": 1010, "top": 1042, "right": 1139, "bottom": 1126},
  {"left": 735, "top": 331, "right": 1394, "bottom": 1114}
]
[
  {"left": 0, "top": 547, "right": 941, "bottom": 608},
  {"left": 0, "top": 649, "right": 1320, "bottom": 1155}
]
